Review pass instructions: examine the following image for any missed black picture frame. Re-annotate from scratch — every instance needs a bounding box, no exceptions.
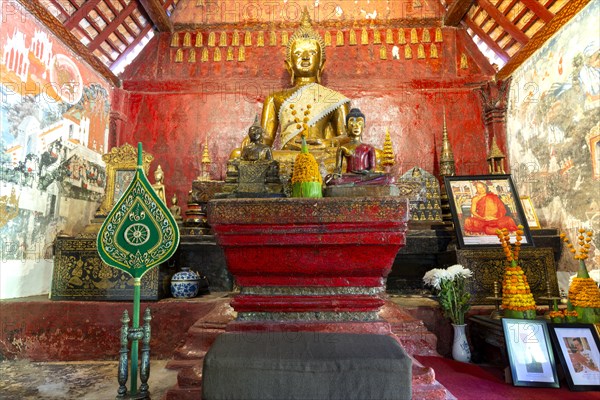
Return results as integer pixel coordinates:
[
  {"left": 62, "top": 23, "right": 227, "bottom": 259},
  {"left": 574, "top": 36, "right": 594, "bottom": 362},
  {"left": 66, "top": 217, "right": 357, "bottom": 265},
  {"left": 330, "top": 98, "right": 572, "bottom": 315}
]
[
  {"left": 444, "top": 174, "right": 534, "bottom": 248},
  {"left": 549, "top": 323, "right": 600, "bottom": 391},
  {"left": 502, "top": 318, "right": 560, "bottom": 388}
]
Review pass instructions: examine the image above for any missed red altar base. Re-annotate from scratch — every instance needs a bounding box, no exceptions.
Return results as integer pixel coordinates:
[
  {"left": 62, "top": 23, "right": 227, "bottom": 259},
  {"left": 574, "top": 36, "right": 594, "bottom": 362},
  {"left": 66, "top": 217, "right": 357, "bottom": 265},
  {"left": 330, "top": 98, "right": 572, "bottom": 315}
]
[{"left": 206, "top": 197, "right": 408, "bottom": 328}]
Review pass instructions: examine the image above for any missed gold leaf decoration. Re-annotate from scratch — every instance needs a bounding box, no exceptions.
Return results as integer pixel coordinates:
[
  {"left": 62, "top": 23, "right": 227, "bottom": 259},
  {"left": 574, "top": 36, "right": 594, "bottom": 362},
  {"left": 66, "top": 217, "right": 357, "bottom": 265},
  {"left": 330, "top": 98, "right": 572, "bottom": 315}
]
[
  {"left": 175, "top": 48, "right": 183, "bottom": 62},
  {"left": 410, "top": 28, "right": 418, "bottom": 44},
  {"left": 417, "top": 44, "right": 425, "bottom": 59},
  {"left": 349, "top": 29, "right": 357, "bottom": 45},
  {"left": 188, "top": 48, "right": 196, "bottom": 62},
  {"left": 238, "top": 46, "right": 245, "bottom": 61},
  {"left": 374, "top": 29, "right": 381, "bottom": 44},
  {"left": 170, "top": 33, "right": 179, "bottom": 47},
  {"left": 422, "top": 29, "right": 431, "bottom": 43},
  {"left": 281, "top": 31, "right": 289, "bottom": 46},
  {"left": 405, "top": 45, "right": 412, "bottom": 59},
  {"left": 227, "top": 47, "right": 234, "bottom": 61},
  {"left": 214, "top": 47, "right": 221, "bottom": 61},
  {"left": 201, "top": 48, "right": 208, "bottom": 62},
  {"left": 183, "top": 32, "right": 191, "bottom": 47},
  {"left": 361, "top": 28, "right": 368, "bottom": 45},
  {"left": 269, "top": 31, "right": 277, "bottom": 46},
  {"left": 257, "top": 31, "right": 264, "bottom": 47},
  {"left": 324, "top": 31, "right": 332, "bottom": 46},
  {"left": 386, "top": 29, "right": 393, "bottom": 44},
  {"left": 244, "top": 31, "right": 252, "bottom": 46},
  {"left": 232, "top": 31, "right": 239, "bottom": 46},
  {"left": 208, "top": 32, "right": 216, "bottom": 47},
  {"left": 195, "top": 32, "right": 203, "bottom": 47},
  {"left": 430, "top": 44, "right": 438, "bottom": 59},
  {"left": 435, "top": 27, "right": 443, "bottom": 43},
  {"left": 398, "top": 29, "right": 406, "bottom": 45},
  {"left": 380, "top": 45, "right": 387, "bottom": 60},
  {"left": 336, "top": 31, "right": 344, "bottom": 46},
  {"left": 219, "top": 32, "right": 227, "bottom": 47}
]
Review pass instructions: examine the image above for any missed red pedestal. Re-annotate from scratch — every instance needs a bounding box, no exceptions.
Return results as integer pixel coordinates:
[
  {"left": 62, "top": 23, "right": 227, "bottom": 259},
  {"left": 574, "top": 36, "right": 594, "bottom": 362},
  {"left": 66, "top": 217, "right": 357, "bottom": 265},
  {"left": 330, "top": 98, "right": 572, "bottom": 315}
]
[{"left": 207, "top": 197, "right": 408, "bottom": 326}]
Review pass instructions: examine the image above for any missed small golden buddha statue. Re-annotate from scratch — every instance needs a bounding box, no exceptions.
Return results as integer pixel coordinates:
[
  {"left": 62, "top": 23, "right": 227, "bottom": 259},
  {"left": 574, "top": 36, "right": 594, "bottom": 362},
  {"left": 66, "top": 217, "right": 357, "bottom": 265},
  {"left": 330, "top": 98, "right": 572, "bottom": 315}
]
[
  {"left": 169, "top": 193, "right": 182, "bottom": 221},
  {"left": 325, "top": 108, "right": 395, "bottom": 187},
  {"left": 152, "top": 165, "right": 167, "bottom": 205}
]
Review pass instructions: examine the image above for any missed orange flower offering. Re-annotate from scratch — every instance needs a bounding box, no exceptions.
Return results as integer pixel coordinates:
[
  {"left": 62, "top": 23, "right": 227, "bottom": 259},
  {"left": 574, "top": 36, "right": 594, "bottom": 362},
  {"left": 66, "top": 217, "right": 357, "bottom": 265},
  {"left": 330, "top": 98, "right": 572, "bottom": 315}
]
[
  {"left": 496, "top": 227, "right": 536, "bottom": 317},
  {"left": 562, "top": 229, "right": 600, "bottom": 323}
]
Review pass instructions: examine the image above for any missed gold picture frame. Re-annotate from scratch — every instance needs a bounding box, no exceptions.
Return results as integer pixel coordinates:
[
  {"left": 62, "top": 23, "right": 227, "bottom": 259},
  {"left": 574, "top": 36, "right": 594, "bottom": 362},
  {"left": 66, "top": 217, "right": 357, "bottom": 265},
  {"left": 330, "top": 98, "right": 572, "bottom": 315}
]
[
  {"left": 96, "top": 143, "right": 154, "bottom": 217},
  {"left": 520, "top": 196, "right": 541, "bottom": 229}
]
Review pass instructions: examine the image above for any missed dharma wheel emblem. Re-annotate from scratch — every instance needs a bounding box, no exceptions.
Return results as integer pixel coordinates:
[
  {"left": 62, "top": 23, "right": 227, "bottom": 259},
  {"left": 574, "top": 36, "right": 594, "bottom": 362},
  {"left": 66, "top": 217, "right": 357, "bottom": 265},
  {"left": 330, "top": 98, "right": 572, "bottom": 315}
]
[{"left": 124, "top": 223, "right": 150, "bottom": 246}]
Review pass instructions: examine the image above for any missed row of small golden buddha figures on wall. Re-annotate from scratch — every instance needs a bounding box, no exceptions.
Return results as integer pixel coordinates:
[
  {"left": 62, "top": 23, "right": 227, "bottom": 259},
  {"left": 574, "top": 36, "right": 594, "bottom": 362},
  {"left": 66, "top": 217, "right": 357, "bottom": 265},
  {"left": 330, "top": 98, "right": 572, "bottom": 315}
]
[
  {"left": 171, "top": 27, "right": 444, "bottom": 49},
  {"left": 172, "top": 43, "right": 455, "bottom": 63}
]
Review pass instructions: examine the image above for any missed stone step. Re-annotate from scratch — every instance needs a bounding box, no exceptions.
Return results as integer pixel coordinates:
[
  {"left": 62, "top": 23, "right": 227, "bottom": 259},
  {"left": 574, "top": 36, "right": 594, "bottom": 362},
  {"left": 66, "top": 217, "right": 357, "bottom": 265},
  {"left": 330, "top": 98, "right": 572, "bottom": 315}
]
[{"left": 162, "top": 384, "right": 203, "bottom": 400}]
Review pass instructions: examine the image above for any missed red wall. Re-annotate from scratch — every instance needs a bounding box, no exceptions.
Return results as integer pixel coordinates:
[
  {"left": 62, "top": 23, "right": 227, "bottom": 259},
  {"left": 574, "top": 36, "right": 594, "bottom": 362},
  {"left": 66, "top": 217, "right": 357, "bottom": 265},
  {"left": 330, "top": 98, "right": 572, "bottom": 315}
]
[{"left": 115, "top": 25, "right": 495, "bottom": 210}]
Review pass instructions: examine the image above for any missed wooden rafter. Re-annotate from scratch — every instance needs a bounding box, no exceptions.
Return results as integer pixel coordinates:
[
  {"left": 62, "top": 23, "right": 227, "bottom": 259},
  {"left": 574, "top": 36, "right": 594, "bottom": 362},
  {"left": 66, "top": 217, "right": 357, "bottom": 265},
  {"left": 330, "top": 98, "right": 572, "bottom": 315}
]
[
  {"left": 15, "top": 0, "right": 120, "bottom": 87},
  {"left": 497, "top": 0, "right": 592, "bottom": 80},
  {"left": 111, "top": 25, "right": 153, "bottom": 72},
  {"left": 444, "top": 0, "right": 476, "bottom": 26},
  {"left": 520, "top": 0, "right": 554, "bottom": 22},
  {"left": 138, "top": 0, "right": 174, "bottom": 33},
  {"left": 477, "top": 0, "right": 530, "bottom": 45},
  {"left": 464, "top": 17, "right": 510, "bottom": 62},
  {"left": 64, "top": 0, "right": 101, "bottom": 29},
  {"left": 88, "top": 1, "right": 137, "bottom": 51}
]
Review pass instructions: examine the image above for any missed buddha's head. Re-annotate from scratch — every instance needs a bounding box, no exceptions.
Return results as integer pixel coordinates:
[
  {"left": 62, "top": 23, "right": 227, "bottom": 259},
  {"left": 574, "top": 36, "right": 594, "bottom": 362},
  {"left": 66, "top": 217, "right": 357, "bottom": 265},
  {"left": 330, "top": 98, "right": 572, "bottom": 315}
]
[
  {"left": 286, "top": 8, "right": 326, "bottom": 84},
  {"left": 346, "top": 108, "right": 366, "bottom": 139},
  {"left": 248, "top": 116, "right": 264, "bottom": 143}
]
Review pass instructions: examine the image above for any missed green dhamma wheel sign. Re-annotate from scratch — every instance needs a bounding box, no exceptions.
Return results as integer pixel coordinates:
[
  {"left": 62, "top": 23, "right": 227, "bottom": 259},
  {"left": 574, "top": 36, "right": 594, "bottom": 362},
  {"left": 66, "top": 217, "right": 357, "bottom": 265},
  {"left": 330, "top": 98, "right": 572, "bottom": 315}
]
[
  {"left": 97, "top": 143, "right": 179, "bottom": 277},
  {"left": 97, "top": 143, "right": 179, "bottom": 396}
]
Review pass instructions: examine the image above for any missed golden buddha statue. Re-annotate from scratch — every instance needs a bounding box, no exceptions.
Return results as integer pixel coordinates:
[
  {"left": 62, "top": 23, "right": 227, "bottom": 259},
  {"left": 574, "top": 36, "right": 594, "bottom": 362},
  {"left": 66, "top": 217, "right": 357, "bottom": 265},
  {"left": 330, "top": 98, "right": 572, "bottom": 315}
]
[
  {"left": 231, "top": 8, "right": 350, "bottom": 174},
  {"left": 152, "top": 164, "right": 167, "bottom": 205}
]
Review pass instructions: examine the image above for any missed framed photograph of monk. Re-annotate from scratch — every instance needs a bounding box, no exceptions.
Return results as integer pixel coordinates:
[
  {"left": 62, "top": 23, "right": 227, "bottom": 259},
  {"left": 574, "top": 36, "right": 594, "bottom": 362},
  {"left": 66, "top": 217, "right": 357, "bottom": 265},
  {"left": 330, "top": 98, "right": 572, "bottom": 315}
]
[
  {"left": 549, "top": 324, "right": 600, "bottom": 391},
  {"left": 444, "top": 175, "right": 533, "bottom": 248}
]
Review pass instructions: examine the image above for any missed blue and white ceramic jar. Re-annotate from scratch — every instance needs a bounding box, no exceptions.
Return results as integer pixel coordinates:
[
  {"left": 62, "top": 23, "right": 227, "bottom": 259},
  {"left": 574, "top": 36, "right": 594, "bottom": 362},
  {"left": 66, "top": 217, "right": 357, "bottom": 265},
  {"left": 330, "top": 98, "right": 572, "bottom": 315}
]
[{"left": 170, "top": 267, "right": 201, "bottom": 299}]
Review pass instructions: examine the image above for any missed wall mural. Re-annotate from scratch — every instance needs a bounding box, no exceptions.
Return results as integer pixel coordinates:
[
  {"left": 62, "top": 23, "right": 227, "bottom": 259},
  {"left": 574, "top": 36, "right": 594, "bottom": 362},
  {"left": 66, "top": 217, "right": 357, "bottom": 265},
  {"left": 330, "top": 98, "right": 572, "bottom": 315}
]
[
  {"left": 507, "top": 1, "right": 599, "bottom": 269},
  {"left": 1, "top": 14, "right": 110, "bottom": 262}
]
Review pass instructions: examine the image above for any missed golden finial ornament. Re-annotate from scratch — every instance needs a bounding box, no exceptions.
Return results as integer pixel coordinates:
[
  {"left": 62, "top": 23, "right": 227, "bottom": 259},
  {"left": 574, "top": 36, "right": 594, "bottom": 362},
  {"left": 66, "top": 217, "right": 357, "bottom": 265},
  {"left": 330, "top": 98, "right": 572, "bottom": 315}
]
[
  {"left": 208, "top": 32, "right": 215, "bottom": 47},
  {"left": 439, "top": 109, "right": 456, "bottom": 177},
  {"left": 199, "top": 142, "right": 213, "bottom": 181},
  {"left": 487, "top": 135, "right": 507, "bottom": 174},
  {"left": 183, "top": 32, "right": 191, "bottom": 47},
  {"left": 195, "top": 32, "right": 203, "bottom": 47}
]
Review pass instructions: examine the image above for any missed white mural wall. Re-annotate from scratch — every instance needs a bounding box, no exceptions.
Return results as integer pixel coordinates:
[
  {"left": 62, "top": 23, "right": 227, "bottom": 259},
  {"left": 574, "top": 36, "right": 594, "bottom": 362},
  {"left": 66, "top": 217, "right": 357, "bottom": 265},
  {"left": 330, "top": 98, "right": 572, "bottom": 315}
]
[
  {"left": 1, "top": 4, "right": 111, "bottom": 298},
  {"left": 507, "top": 1, "right": 600, "bottom": 272}
]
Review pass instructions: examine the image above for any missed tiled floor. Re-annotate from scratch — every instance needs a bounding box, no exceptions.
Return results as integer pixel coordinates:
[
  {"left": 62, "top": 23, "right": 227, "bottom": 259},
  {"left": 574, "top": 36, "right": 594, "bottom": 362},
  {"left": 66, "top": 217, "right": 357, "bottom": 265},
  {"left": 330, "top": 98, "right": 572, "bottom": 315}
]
[{"left": 0, "top": 359, "right": 177, "bottom": 400}]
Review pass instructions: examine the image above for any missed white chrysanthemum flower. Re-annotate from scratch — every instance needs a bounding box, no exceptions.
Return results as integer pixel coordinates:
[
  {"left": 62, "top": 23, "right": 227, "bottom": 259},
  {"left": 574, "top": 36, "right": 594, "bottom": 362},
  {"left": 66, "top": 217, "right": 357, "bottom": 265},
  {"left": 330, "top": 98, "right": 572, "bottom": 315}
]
[
  {"left": 423, "top": 268, "right": 443, "bottom": 290},
  {"left": 447, "top": 264, "right": 473, "bottom": 279}
]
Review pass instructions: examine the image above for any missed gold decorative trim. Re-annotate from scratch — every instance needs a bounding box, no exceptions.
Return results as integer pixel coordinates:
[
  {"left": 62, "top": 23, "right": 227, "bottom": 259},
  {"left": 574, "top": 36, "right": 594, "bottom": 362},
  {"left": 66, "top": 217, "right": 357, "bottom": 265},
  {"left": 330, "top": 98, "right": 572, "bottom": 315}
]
[
  {"left": 497, "top": 0, "right": 592, "bottom": 81},
  {"left": 195, "top": 32, "right": 203, "bottom": 47},
  {"left": 183, "top": 32, "right": 191, "bottom": 47},
  {"left": 97, "top": 143, "right": 153, "bottom": 216}
]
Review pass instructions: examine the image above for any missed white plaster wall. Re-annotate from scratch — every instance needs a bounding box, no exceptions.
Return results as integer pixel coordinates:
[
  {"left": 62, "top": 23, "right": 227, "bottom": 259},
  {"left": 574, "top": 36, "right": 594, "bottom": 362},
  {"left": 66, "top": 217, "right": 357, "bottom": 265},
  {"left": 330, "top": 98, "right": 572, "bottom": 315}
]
[{"left": 0, "top": 259, "right": 53, "bottom": 299}]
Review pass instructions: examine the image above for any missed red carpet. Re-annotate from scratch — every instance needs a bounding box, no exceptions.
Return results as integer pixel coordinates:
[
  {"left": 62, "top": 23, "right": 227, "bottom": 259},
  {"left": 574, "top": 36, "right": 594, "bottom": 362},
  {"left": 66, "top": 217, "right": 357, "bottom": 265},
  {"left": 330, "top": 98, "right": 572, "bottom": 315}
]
[{"left": 416, "top": 355, "right": 600, "bottom": 400}]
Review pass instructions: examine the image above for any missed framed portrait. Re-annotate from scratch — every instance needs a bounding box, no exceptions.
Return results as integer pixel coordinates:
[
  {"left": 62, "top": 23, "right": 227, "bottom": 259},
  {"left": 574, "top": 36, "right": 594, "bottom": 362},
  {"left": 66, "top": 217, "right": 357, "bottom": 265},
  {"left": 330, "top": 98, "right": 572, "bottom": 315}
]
[
  {"left": 502, "top": 318, "right": 559, "bottom": 388},
  {"left": 444, "top": 175, "right": 533, "bottom": 248},
  {"left": 520, "top": 196, "right": 541, "bottom": 229},
  {"left": 96, "top": 143, "right": 153, "bottom": 217},
  {"left": 549, "top": 324, "right": 600, "bottom": 391}
]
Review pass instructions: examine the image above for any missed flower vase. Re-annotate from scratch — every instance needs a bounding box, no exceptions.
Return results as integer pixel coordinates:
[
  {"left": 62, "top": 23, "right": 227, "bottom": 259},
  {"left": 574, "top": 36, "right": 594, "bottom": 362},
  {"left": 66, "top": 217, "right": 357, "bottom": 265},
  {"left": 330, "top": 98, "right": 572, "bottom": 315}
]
[{"left": 451, "top": 323, "right": 471, "bottom": 363}]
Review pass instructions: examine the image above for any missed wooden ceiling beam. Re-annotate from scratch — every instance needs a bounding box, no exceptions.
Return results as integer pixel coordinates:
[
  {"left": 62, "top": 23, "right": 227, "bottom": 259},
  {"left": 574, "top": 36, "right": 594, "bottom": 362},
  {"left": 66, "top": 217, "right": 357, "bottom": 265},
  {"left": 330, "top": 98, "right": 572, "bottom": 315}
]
[
  {"left": 444, "top": 0, "right": 475, "bottom": 26},
  {"left": 15, "top": 0, "right": 120, "bottom": 87},
  {"left": 478, "top": 0, "right": 530, "bottom": 45},
  {"left": 520, "top": 0, "right": 554, "bottom": 22},
  {"left": 117, "top": 0, "right": 145, "bottom": 30},
  {"left": 138, "top": 0, "right": 174, "bottom": 33},
  {"left": 103, "top": 1, "right": 138, "bottom": 38},
  {"left": 88, "top": 1, "right": 137, "bottom": 51},
  {"left": 64, "top": 0, "right": 101, "bottom": 30},
  {"left": 497, "top": 0, "right": 592, "bottom": 80},
  {"left": 111, "top": 25, "right": 153, "bottom": 73},
  {"left": 463, "top": 17, "right": 510, "bottom": 62}
]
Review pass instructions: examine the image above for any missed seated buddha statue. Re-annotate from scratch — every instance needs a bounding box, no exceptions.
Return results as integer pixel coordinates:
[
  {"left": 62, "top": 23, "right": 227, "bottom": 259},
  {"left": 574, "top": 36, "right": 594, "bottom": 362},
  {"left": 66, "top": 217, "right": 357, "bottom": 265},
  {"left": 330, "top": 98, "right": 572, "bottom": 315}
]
[
  {"left": 221, "top": 118, "right": 282, "bottom": 197},
  {"left": 324, "top": 108, "right": 395, "bottom": 187},
  {"left": 230, "top": 8, "right": 350, "bottom": 173}
]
